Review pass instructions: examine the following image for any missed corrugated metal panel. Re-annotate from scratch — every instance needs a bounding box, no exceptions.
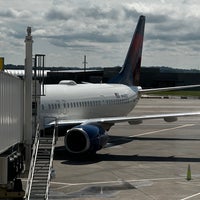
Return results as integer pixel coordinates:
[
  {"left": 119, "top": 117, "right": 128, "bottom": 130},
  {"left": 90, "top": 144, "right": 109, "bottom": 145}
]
[{"left": 0, "top": 72, "right": 24, "bottom": 154}]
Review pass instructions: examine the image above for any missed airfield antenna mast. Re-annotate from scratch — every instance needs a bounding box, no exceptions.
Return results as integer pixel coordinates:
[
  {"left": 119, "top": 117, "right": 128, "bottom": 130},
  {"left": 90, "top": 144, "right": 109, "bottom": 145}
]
[{"left": 83, "top": 55, "right": 88, "bottom": 72}]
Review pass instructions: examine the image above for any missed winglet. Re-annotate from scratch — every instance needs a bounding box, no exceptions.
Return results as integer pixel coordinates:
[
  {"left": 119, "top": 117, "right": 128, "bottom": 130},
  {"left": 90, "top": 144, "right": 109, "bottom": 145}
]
[{"left": 109, "top": 15, "right": 145, "bottom": 86}]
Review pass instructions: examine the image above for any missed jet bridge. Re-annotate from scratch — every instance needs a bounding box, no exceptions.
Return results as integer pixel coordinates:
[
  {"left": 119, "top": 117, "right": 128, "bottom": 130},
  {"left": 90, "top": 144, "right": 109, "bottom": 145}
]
[{"left": 0, "top": 71, "right": 25, "bottom": 199}]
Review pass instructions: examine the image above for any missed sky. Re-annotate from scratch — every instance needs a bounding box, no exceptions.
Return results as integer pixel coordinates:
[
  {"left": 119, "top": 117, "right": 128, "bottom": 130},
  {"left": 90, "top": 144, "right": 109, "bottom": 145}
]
[{"left": 1, "top": 0, "right": 200, "bottom": 69}]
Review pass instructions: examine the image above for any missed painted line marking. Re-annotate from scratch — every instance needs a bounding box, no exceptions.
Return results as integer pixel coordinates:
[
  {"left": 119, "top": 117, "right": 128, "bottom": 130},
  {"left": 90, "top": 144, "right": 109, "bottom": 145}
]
[
  {"left": 180, "top": 192, "right": 200, "bottom": 200},
  {"left": 50, "top": 176, "right": 185, "bottom": 187},
  {"left": 129, "top": 124, "right": 195, "bottom": 138}
]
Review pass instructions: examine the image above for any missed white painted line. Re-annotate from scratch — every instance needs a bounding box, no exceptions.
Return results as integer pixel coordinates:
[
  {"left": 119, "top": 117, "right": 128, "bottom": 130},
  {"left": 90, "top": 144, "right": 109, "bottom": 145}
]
[
  {"left": 180, "top": 192, "right": 200, "bottom": 200},
  {"left": 50, "top": 176, "right": 184, "bottom": 187},
  {"left": 129, "top": 124, "right": 195, "bottom": 137}
]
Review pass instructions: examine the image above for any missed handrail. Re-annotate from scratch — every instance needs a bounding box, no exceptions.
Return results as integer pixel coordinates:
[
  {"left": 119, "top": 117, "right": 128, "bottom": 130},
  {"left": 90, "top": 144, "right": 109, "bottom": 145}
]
[
  {"left": 24, "top": 124, "right": 40, "bottom": 200},
  {"left": 44, "top": 128, "right": 56, "bottom": 200}
]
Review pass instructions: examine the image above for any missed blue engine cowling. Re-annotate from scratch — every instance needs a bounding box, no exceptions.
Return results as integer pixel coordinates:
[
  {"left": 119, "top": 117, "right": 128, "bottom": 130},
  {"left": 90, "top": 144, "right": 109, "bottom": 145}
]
[{"left": 64, "top": 124, "right": 109, "bottom": 155}]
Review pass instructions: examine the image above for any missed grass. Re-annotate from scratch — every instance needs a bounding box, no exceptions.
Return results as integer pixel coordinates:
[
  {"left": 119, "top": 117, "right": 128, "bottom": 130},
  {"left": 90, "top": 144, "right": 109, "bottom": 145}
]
[{"left": 150, "top": 90, "right": 200, "bottom": 97}]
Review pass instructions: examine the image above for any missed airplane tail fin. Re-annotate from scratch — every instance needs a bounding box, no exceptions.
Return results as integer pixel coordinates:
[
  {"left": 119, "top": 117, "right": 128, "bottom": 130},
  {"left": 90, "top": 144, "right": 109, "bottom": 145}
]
[{"left": 109, "top": 15, "right": 145, "bottom": 86}]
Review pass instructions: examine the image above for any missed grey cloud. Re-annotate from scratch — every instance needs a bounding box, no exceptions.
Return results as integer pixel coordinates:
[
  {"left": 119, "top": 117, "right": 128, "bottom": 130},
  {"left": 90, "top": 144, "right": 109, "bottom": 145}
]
[
  {"left": 122, "top": 7, "right": 141, "bottom": 19},
  {"left": 0, "top": 9, "right": 17, "bottom": 18},
  {"left": 5, "top": 22, "right": 28, "bottom": 39},
  {"left": 146, "top": 14, "right": 169, "bottom": 24},
  {"left": 9, "top": 31, "right": 24, "bottom": 39},
  {"left": 45, "top": 8, "right": 73, "bottom": 21},
  {"left": 146, "top": 16, "right": 200, "bottom": 44},
  {"left": 0, "top": 8, "right": 31, "bottom": 19},
  {"left": 180, "top": 32, "right": 200, "bottom": 42},
  {"left": 50, "top": 39, "right": 96, "bottom": 50},
  {"left": 83, "top": 6, "right": 120, "bottom": 20},
  {"left": 190, "top": 45, "right": 200, "bottom": 52},
  {"left": 47, "top": 31, "right": 122, "bottom": 46},
  {"left": 122, "top": 6, "right": 168, "bottom": 23},
  {"left": 45, "top": 5, "right": 122, "bottom": 22},
  {"left": 153, "top": 16, "right": 190, "bottom": 32},
  {"left": 43, "top": 3, "right": 132, "bottom": 47}
]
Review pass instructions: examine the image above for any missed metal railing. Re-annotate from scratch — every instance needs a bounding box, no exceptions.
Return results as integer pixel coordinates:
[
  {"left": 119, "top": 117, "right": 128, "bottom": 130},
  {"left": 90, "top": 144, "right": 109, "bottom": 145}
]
[
  {"left": 24, "top": 124, "right": 40, "bottom": 200},
  {"left": 44, "top": 128, "right": 56, "bottom": 200}
]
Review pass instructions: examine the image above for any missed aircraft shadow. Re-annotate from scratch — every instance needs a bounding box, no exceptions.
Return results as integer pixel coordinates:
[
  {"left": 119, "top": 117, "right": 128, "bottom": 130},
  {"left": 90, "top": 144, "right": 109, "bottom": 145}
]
[
  {"left": 95, "top": 154, "right": 200, "bottom": 163},
  {"left": 107, "top": 135, "right": 200, "bottom": 147},
  {"left": 54, "top": 135, "right": 200, "bottom": 165}
]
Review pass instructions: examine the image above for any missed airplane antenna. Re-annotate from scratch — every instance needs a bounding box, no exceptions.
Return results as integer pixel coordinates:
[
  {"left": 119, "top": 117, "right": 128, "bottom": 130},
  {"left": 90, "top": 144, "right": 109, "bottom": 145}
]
[{"left": 83, "top": 55, "right": 88, "bottom": 72}]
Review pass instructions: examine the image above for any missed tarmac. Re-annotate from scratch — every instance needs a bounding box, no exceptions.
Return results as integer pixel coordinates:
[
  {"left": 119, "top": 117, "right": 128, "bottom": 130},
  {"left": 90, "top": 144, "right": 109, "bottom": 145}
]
[{"left": 49, "top": 98, "right": 200, "bottom": 200}]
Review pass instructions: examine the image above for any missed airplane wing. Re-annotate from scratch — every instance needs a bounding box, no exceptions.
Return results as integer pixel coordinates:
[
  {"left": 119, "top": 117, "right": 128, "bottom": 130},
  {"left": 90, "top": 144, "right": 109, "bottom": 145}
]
[
  {"left": 48, "top": 112, "right": 200, "bottom": 130},
  {"left": 138, "top": 84, "right": 200, "bottom": 94}
]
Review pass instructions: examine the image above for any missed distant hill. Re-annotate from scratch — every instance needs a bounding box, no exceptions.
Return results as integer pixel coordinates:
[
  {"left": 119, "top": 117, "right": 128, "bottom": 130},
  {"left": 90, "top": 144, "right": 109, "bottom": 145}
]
[
  {"left": 4, "top": 64, "right": 200, "bottom": 74},
  {"left": 142, "top": 66, "right": 200, "bottom": 73}
]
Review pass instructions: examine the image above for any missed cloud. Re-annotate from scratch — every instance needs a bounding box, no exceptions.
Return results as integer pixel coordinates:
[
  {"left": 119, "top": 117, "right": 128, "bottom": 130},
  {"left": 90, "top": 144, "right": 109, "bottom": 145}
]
[
  {"left": 0, "top": 8, "right": 31, "bottom": 19},
  {"left": 45, "top": 7, "right": 73, "bottom": 21},
  {"left": 45, "top": 31, "right": 123, "bottom": 54},
  {"left": 1, "top": 0, "right": 200, "bottom": 68},
  {"left": 0, "top": 8, "right": 17, "bottom": 18}
]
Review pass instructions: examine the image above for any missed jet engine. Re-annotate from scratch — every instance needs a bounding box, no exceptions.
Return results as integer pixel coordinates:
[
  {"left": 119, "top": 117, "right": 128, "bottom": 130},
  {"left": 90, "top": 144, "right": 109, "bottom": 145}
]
[{"left": 64, "top": 124, "right": 109, "bottom": 155}]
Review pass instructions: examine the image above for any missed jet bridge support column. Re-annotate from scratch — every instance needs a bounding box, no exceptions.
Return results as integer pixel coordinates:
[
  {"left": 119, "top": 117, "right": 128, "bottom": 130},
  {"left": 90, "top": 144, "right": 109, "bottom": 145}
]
[
  {"left": 24, "top": 27, "right": 33, "bottom": 170},
  {"left": 32, "top": 54, "right": 45, "bottom": 138}
]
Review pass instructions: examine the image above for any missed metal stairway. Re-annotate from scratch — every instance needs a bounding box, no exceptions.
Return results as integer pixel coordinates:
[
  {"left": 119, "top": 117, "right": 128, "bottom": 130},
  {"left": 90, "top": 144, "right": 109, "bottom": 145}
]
[{"left": 25, "top": 126, "right": 56, "bottom": 200}]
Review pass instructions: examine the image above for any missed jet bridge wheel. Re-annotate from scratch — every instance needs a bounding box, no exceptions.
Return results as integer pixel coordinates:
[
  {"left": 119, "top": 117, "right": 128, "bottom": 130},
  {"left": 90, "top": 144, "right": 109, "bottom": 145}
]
[{"left": 13, "top": 178, "right": 23, "bottom": 192}]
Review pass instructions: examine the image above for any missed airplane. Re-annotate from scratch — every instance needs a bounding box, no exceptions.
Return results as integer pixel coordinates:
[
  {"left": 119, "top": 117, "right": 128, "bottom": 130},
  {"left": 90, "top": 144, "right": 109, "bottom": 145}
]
[{"left": 40, "top": 15, "right": 200, "bottom": 156}]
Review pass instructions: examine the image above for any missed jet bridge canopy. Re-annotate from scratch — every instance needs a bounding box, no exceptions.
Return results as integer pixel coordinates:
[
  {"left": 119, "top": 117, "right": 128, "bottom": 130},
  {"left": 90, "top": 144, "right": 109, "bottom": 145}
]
[{"left": 0, "top": 72, "right": 24, "bottom": 154}]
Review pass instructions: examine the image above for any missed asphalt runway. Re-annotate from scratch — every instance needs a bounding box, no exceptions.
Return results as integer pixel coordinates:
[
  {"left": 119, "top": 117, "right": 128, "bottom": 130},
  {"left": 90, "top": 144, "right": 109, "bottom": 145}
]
[{"left": 49, "top": 98, "right": 200, "bottom": 200}]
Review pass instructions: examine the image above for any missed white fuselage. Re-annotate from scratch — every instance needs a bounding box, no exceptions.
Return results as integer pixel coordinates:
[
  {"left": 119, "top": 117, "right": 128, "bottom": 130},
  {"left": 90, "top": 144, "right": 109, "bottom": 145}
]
[{"left": 40, "top": 82, "right": 139, "bottom": 126}]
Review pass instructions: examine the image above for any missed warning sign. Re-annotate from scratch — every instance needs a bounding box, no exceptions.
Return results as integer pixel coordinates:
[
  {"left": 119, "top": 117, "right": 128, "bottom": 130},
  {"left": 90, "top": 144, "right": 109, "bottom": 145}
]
[{"left": 0, "top": 57, "right": 4, "bottom": 71}]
